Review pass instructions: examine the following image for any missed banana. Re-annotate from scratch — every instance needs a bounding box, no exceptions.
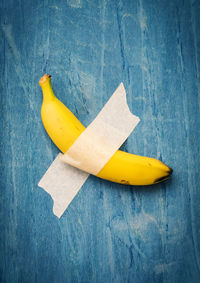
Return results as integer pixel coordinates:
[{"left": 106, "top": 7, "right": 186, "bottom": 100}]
[{"left": 39, "top": 74, "right": 172, "bottom": 185}]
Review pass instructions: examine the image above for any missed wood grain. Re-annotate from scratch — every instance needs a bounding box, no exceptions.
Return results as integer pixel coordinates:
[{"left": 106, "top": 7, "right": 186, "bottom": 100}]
[{"left": 0, "top": 0, "right": 200, "bottom": 282}]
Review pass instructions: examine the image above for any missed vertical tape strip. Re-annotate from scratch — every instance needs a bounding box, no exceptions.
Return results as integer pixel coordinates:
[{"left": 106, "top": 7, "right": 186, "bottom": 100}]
[
  {"left": 38, "top": 154, "right": 89, "bottom": 218},
  {"left": 61, "top": 83, "right": 140, "bottom": 174},
  {"left": 38, "top": 83, "right": 140, "bottom": 218}
]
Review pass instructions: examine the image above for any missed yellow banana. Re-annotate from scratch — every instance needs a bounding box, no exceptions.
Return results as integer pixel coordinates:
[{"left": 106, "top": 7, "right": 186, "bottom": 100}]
[{"left": 39, "top": 74, "right": 172, "bottom": 185}]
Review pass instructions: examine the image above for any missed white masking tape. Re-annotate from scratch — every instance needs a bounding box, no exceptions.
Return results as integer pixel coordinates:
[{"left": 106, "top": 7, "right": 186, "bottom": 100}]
[
  {"left": 38, "top": 83, "right": 140, "bottom": 218},
  {"left": 38, "top": 154, "right": 89, "bottom": 218},
  {"left": 61, "top": 83, "right": 140, "bottom": 175}
]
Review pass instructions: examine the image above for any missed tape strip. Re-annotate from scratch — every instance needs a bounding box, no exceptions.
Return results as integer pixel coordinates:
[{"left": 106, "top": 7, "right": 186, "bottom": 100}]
[
  {"left": 38, "top": 154, "right": 89, "bottom": 218},
  {"left": 38, "top": 83, "right": 139, "bottom": 218},
  {"left": 61, "top": 83, "right": 140, "bottom": 175}
]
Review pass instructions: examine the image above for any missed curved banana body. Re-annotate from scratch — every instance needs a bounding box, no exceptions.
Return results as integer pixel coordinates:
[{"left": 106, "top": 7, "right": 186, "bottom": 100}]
[{"left": 39, "top": 74, "right": 172, "bottom": 185}]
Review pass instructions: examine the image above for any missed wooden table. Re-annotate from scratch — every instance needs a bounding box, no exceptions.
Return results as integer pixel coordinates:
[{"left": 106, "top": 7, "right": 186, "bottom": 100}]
[{"left": 1, "top": 0, "right": 200, "bottom": 282}]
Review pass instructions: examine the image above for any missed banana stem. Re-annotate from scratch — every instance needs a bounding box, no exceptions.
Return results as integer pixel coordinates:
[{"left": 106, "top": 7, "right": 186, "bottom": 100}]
[{"left": 39, "top": 74, "right": 55, "bottom": 101}]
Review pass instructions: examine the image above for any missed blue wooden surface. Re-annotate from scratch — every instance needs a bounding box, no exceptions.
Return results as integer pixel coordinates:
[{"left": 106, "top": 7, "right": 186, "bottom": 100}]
[{"left": 0, "top": 0, "right": 200, "bottom": 282}]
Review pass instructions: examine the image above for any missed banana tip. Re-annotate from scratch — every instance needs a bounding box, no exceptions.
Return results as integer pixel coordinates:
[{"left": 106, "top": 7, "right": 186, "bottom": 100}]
[
  {"left": 154, "top": 166, "right": 173, "bottom": 184},
  {"left": 168, "top": 167, "right": 173, "bottom": 175}
]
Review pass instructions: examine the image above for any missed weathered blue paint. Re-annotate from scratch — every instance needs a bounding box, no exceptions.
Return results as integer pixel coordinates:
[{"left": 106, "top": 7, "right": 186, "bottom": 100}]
[{"left": 0, "top": 0, "right": 200, "bottom": 282}]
